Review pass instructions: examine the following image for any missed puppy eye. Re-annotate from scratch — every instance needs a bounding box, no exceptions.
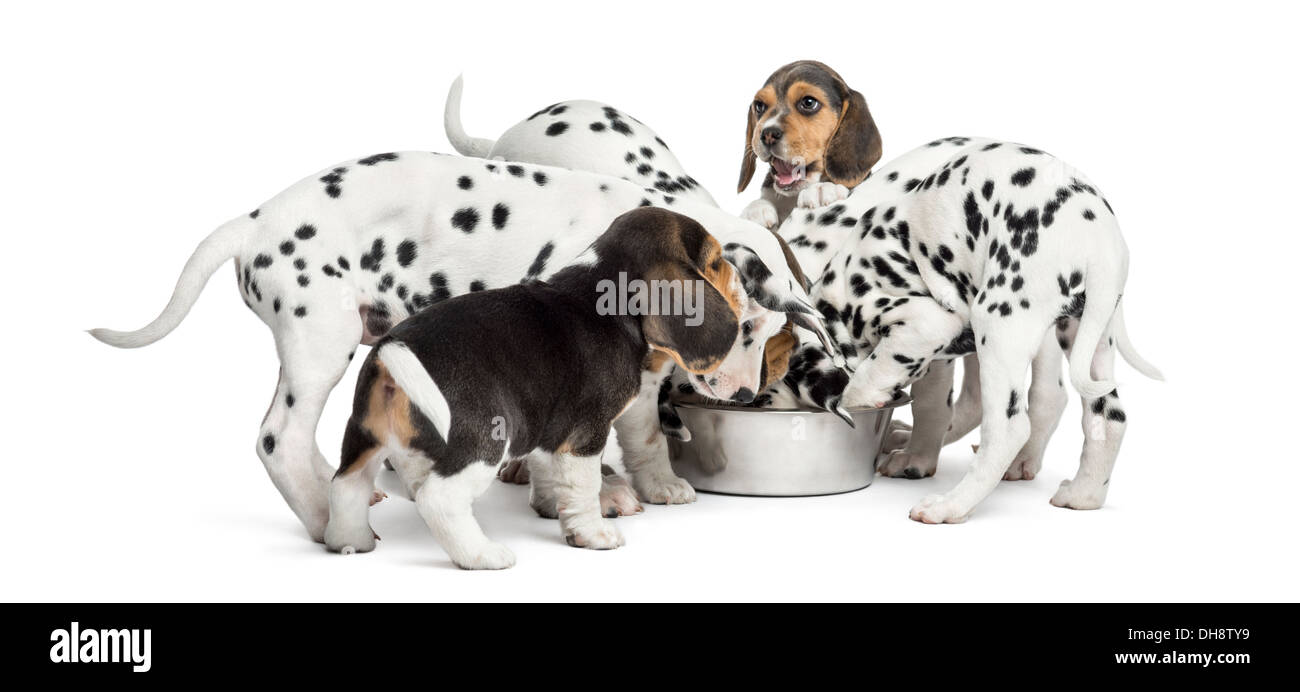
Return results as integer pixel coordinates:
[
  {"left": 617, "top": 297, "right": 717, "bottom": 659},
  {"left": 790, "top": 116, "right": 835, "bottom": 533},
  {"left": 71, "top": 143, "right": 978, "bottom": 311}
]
[
  {"left": 752, "top": 101, "right": 767, "bottom": 115},
  {"left": 797, "top": 97, "right": 820, "bottom": 114}
]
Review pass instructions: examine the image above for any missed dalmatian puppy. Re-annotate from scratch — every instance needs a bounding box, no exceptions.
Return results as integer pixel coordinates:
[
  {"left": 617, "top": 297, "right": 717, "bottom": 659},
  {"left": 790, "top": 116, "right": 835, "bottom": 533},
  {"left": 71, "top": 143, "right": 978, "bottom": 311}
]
[
  {"left": 445, "top": 76, "right": 717, "bottom": 207},
  {"left": 776, "top": 137, "right": 1163, "bottom": 522},
  {"left": 90, "top": 152, "right": 837, "bottom": 543},
  {"left": 444, "top": 76, "right": 843, "bottom": 487},
  {"left": 737, "top": 60, "right": 883, "bottom": 230}
]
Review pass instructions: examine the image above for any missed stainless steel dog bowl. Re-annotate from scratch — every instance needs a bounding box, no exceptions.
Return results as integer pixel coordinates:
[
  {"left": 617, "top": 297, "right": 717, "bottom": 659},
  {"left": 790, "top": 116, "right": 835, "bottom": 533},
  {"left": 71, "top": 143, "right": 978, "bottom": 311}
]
[{"left": 667, "top": 397, "right": 911, "bottom": 497}]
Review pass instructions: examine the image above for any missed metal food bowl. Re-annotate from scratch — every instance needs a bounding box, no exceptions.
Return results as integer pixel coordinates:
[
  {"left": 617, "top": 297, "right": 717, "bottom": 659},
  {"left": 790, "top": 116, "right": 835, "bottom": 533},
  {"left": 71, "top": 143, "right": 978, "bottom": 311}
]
[{"left": 667, "top": 397, "right": 911, "bottom": 497}]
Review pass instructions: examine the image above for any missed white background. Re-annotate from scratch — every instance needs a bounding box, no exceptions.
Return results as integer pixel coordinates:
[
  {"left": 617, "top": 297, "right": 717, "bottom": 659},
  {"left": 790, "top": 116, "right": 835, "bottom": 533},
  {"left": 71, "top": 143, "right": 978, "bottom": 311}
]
[{"left": 3, "top": 1, "right": 1297, "bottom": 602}]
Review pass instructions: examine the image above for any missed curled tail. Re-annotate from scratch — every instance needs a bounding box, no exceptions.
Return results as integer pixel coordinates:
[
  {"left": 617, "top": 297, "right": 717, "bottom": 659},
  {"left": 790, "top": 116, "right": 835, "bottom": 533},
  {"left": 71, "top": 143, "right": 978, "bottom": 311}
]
[
  {"left": 444, "top": 75, "right": 496, "bottom": 158},
  {"left": 1068, "top": 262, "right": 1123, "bottom": 400},
  {"left": 377, "top": 342, "right": 452, "bottom": 441},
  {"left": 1111, "top": 303, "right": 1165, "bottom": 381},
  {"left": 89, "top": 216, "right": 253, "bottom": 348},
  {"left": 1068, "top": 264, "right": 1163, "bottom": 398}
]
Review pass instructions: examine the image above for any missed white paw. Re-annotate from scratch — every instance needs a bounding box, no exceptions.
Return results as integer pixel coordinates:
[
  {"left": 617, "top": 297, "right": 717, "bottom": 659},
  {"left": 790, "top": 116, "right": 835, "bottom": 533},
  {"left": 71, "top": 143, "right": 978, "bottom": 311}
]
[
  {"left": 842, "top": 379, "right": 893, "bottom": 409},
  {"left": 797, "top": 182, "right": 850, "bottom": 209},
  {"left": 1049, "top": 479, "right": 1107, "bottom": 510},
  {"left": 877, "top": 450, "right": 937, "bottom": 479},
  {"left": 454, "top": 542, "right": 517, "bottom": 570},
  {"left": 909, "top": 493, "right": 972, "bottom": 524},
  {"left": 498, "top": 458, "right": 530, "bottom": 484},
  {"left": 1003, "top": 454, "right": 1042, "bottom": 481},
  {"left": 632, "top": 472, "right": 697, "bottom": 505},
  {"left": 600, "top": 472, "right": 644, "bottom": 517},
  {"left": 324, "top": 523, "right": 377, "bottom": 554},
  {"left": 882, "top": 420, "right": 913, "bottom": 454},
  {"left": 564, "top": 519, "right": 625, "bottom": 550},
  {"left": 740, "top": 199, "right": 779, "bottom": 229}
]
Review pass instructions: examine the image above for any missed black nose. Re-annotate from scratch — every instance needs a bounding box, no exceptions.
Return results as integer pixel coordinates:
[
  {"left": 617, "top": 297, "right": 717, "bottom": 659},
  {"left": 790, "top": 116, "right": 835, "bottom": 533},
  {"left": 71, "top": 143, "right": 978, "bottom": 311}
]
[
  {"left": 733, "top": 387, "right": 755, "bottom": 404},
  {"left": 760, "top": 127, "right": 783, "bottom": 146}
]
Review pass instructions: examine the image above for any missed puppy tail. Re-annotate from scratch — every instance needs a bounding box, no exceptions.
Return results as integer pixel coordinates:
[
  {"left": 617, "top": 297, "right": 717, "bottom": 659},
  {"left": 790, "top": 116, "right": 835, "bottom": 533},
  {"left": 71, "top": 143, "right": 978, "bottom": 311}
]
[
  {"left": 377, "top": 342, "right": 452, "bottom": 441},
  {"left": 88, "top": 216, "right": 252, "bottom": 348},
  {"left": 1111, "top": 302, "right": 1165, "bottom": 382},
  {"left": 444, "top": 74, "right": 496, "bottom": 158},
  {"left": 1067, "top": 263, "right": 1123, "bottom": 400}
]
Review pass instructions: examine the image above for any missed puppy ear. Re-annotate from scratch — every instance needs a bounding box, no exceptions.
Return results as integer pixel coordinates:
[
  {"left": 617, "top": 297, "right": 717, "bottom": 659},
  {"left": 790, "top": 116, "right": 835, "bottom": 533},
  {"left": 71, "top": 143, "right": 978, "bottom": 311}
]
[
  {"left": 773, "top": 231, "right": 811, "bottom": 293},
  {"left": 758, "top": 319, "right": 798, "bottom": 390},
  {"left": 737, "top": 103, "right": 759, "bottom": 193},
  {"left": 823, "top": 89, "right": 882, "bottom": 189},
  {"left": 642, "top": 260, "right": 740, "bottom": 374}
]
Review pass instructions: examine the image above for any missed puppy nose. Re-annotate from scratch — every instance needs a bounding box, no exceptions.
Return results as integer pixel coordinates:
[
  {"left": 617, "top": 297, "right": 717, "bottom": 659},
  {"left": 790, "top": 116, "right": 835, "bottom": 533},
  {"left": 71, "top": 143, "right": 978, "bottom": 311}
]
[
  {"left": 733, "top": 387, "right": 755, "bottom": 404},
  {"left": 760, "top": 127, "right": 783, "bottom": 146}
]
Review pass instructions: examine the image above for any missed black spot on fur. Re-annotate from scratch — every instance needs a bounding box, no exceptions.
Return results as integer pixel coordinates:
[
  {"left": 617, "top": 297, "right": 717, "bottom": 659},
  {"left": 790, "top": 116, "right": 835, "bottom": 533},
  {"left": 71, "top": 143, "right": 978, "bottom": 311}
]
[
  {"left": 396, "top": 240, "right": 417, "bottom": 268},
  {"left": 357, "top": 152, "right": 398, "bottom": 166},
  {"left": 492, "top": 203, "right": 510, "bottom": 230},
  {"left": 533, "top": 171, "right": 548, "bottom": 186},
  {"left": 457, "top": 176, "right": 473, "bottom": 190},
  {"left": 262, "top": 434, "right": 275, "bottom": 454},
  {"left": 359, "top": 239, "right": 385, "bottom": 272},
  {"left": 279, "top": 241, "right": 295, "bottom": 256},
  {"left": 590, "top": 122, "right": 606, "bottom": 132},
  {"left": 285, "top": 394, "right": 294, "bottom": 408},
  {"left": 451, "top": 207, "right": 480, "bottom": 233},
  {"left": 253, "top": 254, "right": 273, "bottom": 269},
  {"left": 295, "top": 225, "right": 317, "bottom": 241},
  {"left": 293, "top": 306, "right": 307, "bottom": 318},
  {"left": 545, "top": 122, "right": 569, "bottom": 136},
  {"left": 469, "top": 280, "right": 486, "bottom": 292},
  {"left": 526, "top": 242, "right": 555, "bottom": 279},
  {"left": 1011, "top": 168, "right": 1036, "bottom": 187}
]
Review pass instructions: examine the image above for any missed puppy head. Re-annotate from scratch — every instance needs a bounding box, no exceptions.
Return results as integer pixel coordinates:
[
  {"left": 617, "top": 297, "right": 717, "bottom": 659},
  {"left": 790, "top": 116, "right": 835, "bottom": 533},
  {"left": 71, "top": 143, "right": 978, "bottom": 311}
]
[
  {"left": 738, "top": 60, "right": 882, "bottom": 196},
  {"left": 595, "top": 208, "right": 790, "bottom": 402}
]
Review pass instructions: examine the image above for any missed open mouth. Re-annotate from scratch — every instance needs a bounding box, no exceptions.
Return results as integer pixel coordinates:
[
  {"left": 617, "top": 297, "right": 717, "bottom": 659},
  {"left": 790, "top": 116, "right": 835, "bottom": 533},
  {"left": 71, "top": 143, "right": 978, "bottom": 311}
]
[{"left": 770, "top": 158, "right": 808, "bottom": 191}]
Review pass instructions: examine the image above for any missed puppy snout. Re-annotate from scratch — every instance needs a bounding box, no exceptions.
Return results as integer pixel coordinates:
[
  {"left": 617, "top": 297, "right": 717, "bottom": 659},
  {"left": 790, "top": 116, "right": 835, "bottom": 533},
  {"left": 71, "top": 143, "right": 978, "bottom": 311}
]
[
  {"left": 733, "top": 387, "right": 755, "bottom": 404},
  {"left": 760, "top": 127, "right": 783, "bottom": 146}
]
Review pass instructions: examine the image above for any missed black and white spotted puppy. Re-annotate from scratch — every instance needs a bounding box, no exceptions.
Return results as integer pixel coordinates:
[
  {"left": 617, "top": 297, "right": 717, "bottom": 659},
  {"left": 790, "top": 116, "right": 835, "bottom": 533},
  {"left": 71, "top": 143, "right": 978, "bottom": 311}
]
[
  {"left": 446, "top": 76, "right": 717, "bottom": 207},
  {"left": 777, "top": 137, "right": 1163, "bottom": 523},
  {"left": 325, "top": 208, "right": 747, "bottom": 569},
  {"left": 90, "top": 152, "right": 835, "bottom": 543}
]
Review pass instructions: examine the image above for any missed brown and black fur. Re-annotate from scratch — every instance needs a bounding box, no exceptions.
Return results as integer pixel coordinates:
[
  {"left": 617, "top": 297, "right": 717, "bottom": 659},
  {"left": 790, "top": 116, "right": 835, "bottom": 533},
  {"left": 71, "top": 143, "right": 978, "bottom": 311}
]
[
  {"left": 738, "top": 60, "right": 883, "bottom": 194},
  {"left": 336, "top": 207, "right": 743, "bottom": 480}
]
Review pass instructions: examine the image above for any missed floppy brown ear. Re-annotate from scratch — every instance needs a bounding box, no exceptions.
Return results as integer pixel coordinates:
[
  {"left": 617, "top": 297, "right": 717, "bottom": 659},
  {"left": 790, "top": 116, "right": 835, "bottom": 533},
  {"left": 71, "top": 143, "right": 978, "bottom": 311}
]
[
  {"left": 737, "top": 103, "right": 759, "bottom": 193},
  {"left": 823, "top": 89, "right": 882, "bottom": 189},
  {"left": 758, "top": 318, "right": 798, "bottom": 389},
  {"left": 772, "top": 231, "right": 811, "bottom": 293},
  {"left": 642, "top": 261, "right": 741, "bottom": 374}
]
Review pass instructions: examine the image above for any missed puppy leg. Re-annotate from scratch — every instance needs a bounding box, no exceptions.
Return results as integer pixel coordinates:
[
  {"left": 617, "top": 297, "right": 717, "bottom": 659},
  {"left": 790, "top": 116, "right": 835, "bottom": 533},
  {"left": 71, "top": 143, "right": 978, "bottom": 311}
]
[
  {"left": 909, "top": 318, "right": 1044, "bottom": 524},
  {"left": 1004, "top": 331, "right": 1069, "bottom": 480},
  {"left": 614, "top": 367, "right": 696, "bottom": 505},
  {"left": 1051, "top": 323, "right": 1126, "bottom": 510},
  {"left": 943, "top": 354, "right": 982, "bottom": 445},
  {"left": 415, "top": 461, "right": 514, "bottom": 570},
  {"left": 740, "top": 198, "right": 780, "bottom": 229},
  {"left": 550, "top": 452, "right": 624, "bottom": 550},
  {"left": 258, "top": 314, "right": 361, "bottom": 542},
  {"left": 599, "top": 465, "right": 643, "bottom": 518},
  {"left": 878, "top": 360, "right": 954, "bottom": 479},
  {"left": 531, "top": 457, "right": 643, "bottom": 519},
  {"left": 324, "top": 443, "right": 383, "bottom": 554}
]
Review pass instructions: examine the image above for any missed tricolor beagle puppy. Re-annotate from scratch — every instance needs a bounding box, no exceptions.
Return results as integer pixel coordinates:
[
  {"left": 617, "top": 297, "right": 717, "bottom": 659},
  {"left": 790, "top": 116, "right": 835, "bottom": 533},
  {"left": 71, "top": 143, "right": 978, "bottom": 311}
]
[
  {"left": 738, "top": 61, "right": 883, "bottom": 229},
  {"left": 324, "top": 208, "right": 747, "bottom": 569}
]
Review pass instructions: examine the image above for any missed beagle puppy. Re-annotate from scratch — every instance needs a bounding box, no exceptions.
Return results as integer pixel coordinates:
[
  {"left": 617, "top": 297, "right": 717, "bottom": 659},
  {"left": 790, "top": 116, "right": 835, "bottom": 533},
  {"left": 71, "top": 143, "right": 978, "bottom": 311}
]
[
  {"left": 738, "top": 60, "right": 883, "bottom": 229},
  {"left": 323, "top": 208, "right": 750, "bottom": 569}
]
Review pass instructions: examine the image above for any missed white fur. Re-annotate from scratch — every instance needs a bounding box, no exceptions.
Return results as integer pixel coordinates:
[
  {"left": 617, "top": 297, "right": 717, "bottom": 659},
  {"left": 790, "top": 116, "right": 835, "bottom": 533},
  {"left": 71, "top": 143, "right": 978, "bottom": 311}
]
[{"left": 377, "top": 342, "right": 451, "bottom": 439}]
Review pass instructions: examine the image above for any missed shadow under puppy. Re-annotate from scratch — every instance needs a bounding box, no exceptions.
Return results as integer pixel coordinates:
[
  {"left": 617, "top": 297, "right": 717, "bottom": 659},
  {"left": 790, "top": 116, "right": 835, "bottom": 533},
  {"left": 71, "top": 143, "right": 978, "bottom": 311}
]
[{"left": 324, "top": 208, "right": 745, "bottom": 569}]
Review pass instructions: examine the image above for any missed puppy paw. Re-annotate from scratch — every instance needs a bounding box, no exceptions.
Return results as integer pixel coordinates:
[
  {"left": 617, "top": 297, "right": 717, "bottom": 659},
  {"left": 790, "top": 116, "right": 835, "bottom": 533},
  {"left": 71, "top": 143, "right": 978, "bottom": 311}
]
[
  {"left": 1003, "top": 454, "right": 1042, "bottom": 481},
  {"left": 877, "top": 450, "right": 937, "bottom": 479},
  {"left": 797, "top": 182, "right": 850, "bottom": 209},
  {"left": 740, "top": 199, "right": 779, "bottom": 229},
  {"left": 324, "top": 523, "right": 377, "bottom": 554},
  {"left": 600, "top": 472, "right": 643, "bottom": 517},
  {"left": 908, "top": 493, "right": 971, "bottom": 524},
  {"left": 1049, "top": 479, "right": 1107, "bottom": 510},
  {"left": 881, "top": 420, "right": 913, "bottom": 454},
  {"left": 498, "top": 458, "right": 530, "bottom": 484},
  {"left": 454, "top": 542, "right": 517, "bottom": 570},
  {"left": 564, "top": 519, "right": 625, "bottom": 550},
  {"left": 632, "top": 472, "right": 697, "bottom": 505}
]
